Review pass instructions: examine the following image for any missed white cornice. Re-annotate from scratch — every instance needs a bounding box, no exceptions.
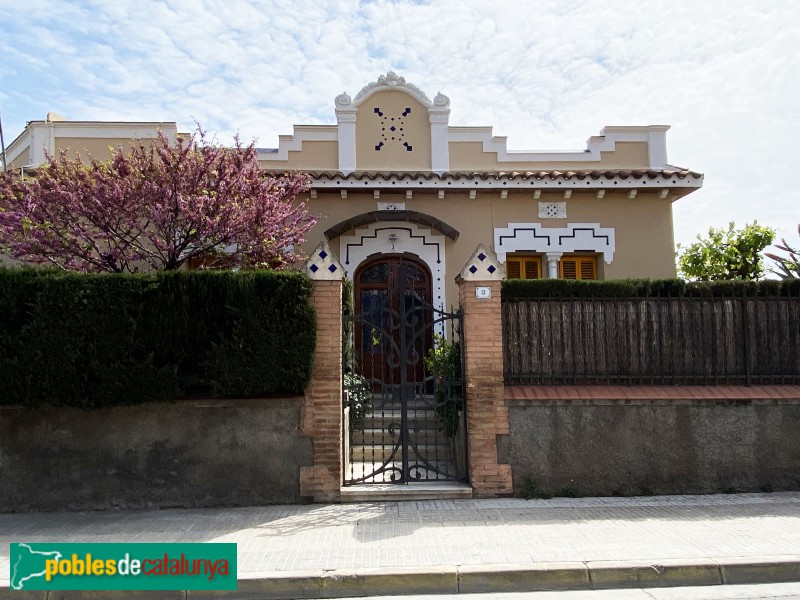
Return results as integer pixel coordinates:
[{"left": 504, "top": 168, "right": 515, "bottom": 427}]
[
  {"left": 448, "top": 125, "right": 670, "bottom": 168},
  {"left": 257, "top": 125, "right": 338, "bottom": 162}
]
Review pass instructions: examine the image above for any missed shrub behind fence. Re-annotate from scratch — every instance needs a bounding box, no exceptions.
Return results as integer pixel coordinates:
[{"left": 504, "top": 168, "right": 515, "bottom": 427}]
[{"left": 502, "top": 280, "right": 800, "bottom": 385}]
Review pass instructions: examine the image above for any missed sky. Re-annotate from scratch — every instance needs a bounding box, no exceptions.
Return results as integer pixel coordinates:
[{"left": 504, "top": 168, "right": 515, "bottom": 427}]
[{"left": 0, "top": 0, "right": 798, "bottom": 253}]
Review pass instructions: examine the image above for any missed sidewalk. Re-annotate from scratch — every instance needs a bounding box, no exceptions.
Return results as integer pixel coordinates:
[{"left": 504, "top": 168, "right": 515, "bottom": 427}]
[{"left": 2, "top": 492, "right": 800, "bottom": 598}]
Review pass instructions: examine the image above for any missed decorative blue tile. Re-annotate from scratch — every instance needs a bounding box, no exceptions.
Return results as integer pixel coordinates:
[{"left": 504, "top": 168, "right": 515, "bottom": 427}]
[
  {"left": 488, "top": 265, "right": 496, "bottom": 274},
  {"left": 328, "top": 264, "right": 338, "bottom": 273},
  {"left": 309, "top": 264, "right": 319, "bottom": 273},
  {"left": 478, "top": 252, "right": 486, "bottom": 261},
  {"left": 469, "top": 265, "right": 478, "bottom": 274},
  {"left": 319, "top": 250, "right": 328, "bottom": 259}
]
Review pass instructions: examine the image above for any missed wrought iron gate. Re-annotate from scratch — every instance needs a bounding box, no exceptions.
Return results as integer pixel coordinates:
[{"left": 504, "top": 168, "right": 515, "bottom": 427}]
[{"left": 343, "top": 258, "right": 467, "bottom": 485}]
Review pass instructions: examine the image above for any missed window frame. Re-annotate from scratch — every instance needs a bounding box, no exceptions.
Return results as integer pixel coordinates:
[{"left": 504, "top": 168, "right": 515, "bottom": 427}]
[
  {"left": 505, "top": 254, "right": 543, "bottom": 280},
  {"left": 558, "top": 254, "right": 598, "bottom": 280}
]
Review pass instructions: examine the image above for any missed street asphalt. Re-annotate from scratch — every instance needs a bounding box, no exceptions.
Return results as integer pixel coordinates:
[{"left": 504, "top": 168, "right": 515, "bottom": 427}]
[{"left": 1, "top": 492, "right": 799, "bottom": 599}]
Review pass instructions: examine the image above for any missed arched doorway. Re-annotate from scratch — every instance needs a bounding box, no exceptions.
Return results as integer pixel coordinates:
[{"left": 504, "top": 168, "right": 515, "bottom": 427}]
[
  {"left": 354, "top": 255, "right": 433, "bottom": 393},
  {"left": 344, "top": 254, "right": 467, "bottom": 485}
]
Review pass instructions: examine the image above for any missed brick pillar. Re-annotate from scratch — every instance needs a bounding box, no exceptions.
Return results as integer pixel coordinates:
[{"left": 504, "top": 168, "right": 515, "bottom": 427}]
[
  {"left": 457, "top": 244, "right": 513, "bottom": 498},
  {"left": 299, "top": 242, "right": 345, "bottom": 502}
]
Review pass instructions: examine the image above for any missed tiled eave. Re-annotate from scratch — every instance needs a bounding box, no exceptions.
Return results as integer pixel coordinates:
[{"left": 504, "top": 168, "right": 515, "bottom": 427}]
[{"left": 287, "top": 169, "right": 704, "bottom": 191}]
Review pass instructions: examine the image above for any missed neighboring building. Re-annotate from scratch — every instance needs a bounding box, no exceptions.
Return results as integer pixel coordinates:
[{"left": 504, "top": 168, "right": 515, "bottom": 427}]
[
  {"left": 3, "top": 112, "right": 181, "bottom": 172},
  {"left": 3, "top": 72, "right": 703, "bottom": 309}
]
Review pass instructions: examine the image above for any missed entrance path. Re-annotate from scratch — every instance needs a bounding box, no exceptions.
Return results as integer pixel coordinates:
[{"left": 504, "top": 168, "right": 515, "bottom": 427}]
[{"left": 2, "top": 492, "right": 800, "bottom": 598}]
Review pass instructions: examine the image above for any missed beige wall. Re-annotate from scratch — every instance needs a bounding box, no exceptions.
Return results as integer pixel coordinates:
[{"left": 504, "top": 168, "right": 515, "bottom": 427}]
[
  {"left": 54, "top": 138, "right": 139, "bottom": 161},
  {"left": 299, "top": 188, "right": 677, "bottom": 308},
  {"left": 448, "top": 141, "right": 651, "bottom": 171},
  {"left": 355, "top": 91, "right": 431, "bottom": 171}
]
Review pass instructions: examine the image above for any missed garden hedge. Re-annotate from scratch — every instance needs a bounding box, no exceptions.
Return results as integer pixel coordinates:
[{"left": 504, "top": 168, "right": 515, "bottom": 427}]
[
  {"left": 502, "top": 278, "right": 800, "bottom": 300},
  {"left": 0, "top": 268, "right": 316, "bottom": 408}
]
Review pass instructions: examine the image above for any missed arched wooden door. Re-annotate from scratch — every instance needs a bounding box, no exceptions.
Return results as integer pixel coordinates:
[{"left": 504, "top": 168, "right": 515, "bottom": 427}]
[
  {"left": 344, "top": 255, "right": 467, "bottom": 485},
  {"left": 354, "top": 255, "right": 432, "bottom": 394}
]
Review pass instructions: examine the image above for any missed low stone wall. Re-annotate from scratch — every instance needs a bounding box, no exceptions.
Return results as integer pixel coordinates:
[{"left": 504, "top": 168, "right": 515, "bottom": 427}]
[
  {"left": 501, "top": 386, "right": 800, "bottom": 497},
  {"left": 0, "top": 397, "right": 312, "bottom": 512}
]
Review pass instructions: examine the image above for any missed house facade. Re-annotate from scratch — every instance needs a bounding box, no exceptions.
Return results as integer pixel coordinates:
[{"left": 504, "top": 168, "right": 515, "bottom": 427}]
[{"left": 4, "top": 72, "right": 703, "bottom": 311}]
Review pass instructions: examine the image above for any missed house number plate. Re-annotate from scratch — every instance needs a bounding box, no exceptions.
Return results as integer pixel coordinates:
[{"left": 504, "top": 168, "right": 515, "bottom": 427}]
[{"left": 476, "top": 286, "right": 492, "bottom": 299}]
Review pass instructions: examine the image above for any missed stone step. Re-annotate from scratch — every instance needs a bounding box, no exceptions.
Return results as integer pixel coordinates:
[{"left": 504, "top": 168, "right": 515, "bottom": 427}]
[
  {"left": 343, "top": 460, "right": 465, "bottom": 485},
  {"left": 350, "top": 428, "right": 443, "bottom": 445},
  {"left": 351, "top": 411, "right": 441, "bottom": 429},
  {"left": 340, "top": 481, "right": 473, "bottom": 502},
  {"left": 348, "top": 443, "right": 453, "bottom": 462}
]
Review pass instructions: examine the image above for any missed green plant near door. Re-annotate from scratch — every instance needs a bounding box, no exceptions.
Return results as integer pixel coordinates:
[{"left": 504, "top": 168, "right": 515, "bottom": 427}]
[
  {"left": 424, "top": 333, "right": 463, "bottom": 438},
  {"left": 344, "top": 372, "right": 372, "bottom": 429}
]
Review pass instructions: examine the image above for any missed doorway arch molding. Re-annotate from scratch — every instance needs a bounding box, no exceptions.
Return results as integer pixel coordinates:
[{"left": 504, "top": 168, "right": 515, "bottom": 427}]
[{"left": 338, "top": 221, "right": 447, "bottom": 311}]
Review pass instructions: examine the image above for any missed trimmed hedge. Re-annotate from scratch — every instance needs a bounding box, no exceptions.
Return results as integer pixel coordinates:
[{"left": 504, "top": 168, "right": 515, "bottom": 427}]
[
  {"left": 502, "top": 278, "right": 800, "bottom": 300},
  {"left": 0, "top": 268, "right": 316, "bottom": 408}
]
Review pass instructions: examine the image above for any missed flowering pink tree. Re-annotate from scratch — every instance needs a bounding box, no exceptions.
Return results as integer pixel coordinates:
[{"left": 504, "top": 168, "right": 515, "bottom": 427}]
[{"left": 0, "top": 129, "right": 315, "bottom": 272}]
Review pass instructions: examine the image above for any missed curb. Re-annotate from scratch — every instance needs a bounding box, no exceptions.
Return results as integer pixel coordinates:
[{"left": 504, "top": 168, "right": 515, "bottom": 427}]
[{"left": 3, "top": 557, "right": 800, "bottom": 599}]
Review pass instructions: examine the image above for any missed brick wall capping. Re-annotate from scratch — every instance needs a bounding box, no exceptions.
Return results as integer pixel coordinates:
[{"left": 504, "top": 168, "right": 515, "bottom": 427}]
[{"left": 505, "top": 385, "right": 800, "bottom": 406}]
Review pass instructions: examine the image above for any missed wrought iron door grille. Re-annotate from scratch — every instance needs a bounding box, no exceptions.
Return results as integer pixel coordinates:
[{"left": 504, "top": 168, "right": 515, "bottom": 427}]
[{"left": 343, "top": 259, "right": 467, "bottom": 485}]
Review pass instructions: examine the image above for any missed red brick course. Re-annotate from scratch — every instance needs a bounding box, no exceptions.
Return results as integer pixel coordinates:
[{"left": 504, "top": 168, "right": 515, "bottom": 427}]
[{"left": 505, "top": 385, "right": 800, "bottom": 403}]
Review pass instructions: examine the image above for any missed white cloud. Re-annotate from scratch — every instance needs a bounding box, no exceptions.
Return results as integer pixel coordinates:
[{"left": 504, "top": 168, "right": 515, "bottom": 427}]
[{"left": 0, "top": 0, "right": 798, "bottom": 248}]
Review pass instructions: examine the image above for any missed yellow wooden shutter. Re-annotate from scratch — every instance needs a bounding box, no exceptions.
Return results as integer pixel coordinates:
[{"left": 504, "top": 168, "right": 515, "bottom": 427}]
[
  {"left": 505, "top": 256, "right": 541, "bottom": 279},
  {"left": 579, "top": 258, "right": 596, "bottom": 280},
  {"left": 523, "top": 259, "right": 540, "bottom": 279},
  {"left": 560, "top": 259, "right": 578, "bottom": 279},
  {"left": 559, "top": 256, "right": 596, "bottom": 280}
]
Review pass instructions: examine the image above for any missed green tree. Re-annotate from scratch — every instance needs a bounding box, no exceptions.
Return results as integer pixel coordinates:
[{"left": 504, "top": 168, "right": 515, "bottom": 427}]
[
  {"left": 677, "top": 222, "right": 776, "bottom": 281},
  {"left": 765, "top": 224, "right": 800, "bottom": 279}
]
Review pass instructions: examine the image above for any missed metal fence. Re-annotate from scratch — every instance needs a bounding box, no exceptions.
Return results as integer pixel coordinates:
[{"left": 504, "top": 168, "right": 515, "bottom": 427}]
[{"left": 502, "top": 293, "right": 800, "bottom": 385}]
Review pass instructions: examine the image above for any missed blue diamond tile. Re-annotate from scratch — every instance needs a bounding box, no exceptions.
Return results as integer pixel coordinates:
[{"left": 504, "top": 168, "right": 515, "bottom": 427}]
[
  {"left": 469, "top": 265, "right": 478, "bottom": 274},
  {"left": 488, "top": 265, "right": 496, "bottom": 274},
  {"left": 477, "top": 252, "right": 486, "bottom": 261},
  {"left": 319, "top": 250, "right": 328, "bottom": 259},
  {"left": 328, "top": 264, "right": 338, "bottom": 273},
  {"left": 309, "top": 264, "right": 319, "bottom": 273}
]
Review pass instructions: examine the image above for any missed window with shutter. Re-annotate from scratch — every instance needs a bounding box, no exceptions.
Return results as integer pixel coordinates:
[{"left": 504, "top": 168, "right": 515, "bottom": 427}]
[
  {"left": 560, "top": 259, "right": 578, "bottom": 279},
  {"left": 559, "top": 255, "right": 597, "bottom": 280},
  {"left": 505, "top": 255, "right": 542, "bottom": 279}
]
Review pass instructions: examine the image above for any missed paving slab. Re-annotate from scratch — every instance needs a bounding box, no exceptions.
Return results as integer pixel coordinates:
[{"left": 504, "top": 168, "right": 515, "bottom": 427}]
[{"left": 1, "top": 492, "right": 799, "bottom": 598}]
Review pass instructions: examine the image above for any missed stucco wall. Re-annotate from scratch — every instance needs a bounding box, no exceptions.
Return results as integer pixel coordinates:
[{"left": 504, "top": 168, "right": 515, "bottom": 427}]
[
  {"left": 501, "top": 397, "right": 800, "bottom": 497},
  {"left": 302, "top": 187, "right": 677, "bottom": 308},
  {"left": 0, "top": 398, "right": 312, "bottom": 512},
  {"left": 355, "top": 90, "right": 432, "bottom": 171},
  {"left": 54, "top": 138, "right": 137, "bottom": 161}
]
